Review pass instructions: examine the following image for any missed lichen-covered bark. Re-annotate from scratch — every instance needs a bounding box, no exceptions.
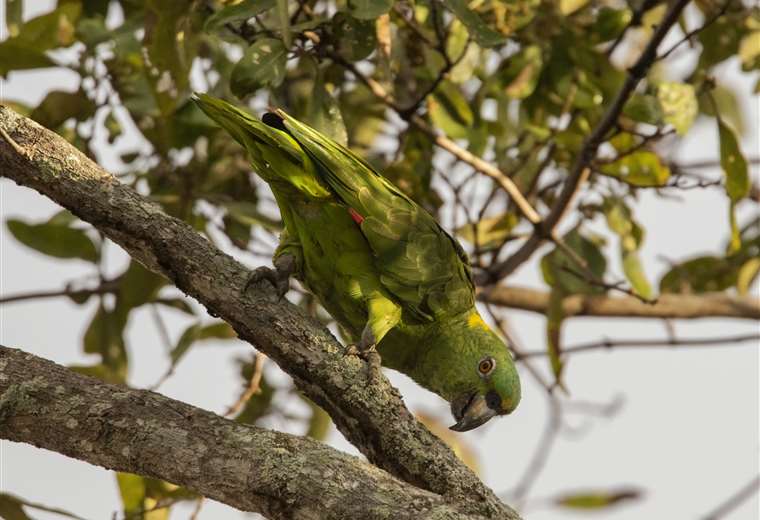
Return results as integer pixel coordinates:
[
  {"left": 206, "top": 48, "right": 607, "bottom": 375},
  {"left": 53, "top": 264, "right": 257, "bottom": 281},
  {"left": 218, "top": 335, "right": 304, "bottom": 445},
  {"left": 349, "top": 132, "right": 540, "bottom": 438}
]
[
  {"left": 0, "top": 346, "right": 485, "bottom": 520},
  {"left": 0, "top": 106, "right": 520, "bottom": 519}
]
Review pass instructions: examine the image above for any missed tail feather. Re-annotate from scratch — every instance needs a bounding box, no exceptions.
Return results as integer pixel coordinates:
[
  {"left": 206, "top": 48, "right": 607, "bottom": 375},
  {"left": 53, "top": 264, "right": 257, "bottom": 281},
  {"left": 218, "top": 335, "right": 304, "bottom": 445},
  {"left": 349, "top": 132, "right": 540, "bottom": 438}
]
[{"left": 192, "top": 94, "right": 330, "bottom": 199}]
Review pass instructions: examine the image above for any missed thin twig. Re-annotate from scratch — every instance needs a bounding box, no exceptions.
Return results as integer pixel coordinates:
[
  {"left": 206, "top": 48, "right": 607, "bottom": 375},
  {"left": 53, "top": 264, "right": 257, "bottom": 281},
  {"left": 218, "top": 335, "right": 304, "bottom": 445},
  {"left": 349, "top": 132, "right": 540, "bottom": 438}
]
[
  {"left": 508, "top": 399, "right": 562, "bottom": 505},
  {"left": 605, "top": 0, "right": 661, "bottom": 58},
  {"left": 189, "top": 497, "right": 205, "bottom": 520},
  {"left": 224, "top": 352, "right": 267, "bottom": 417},
  {"left": 0, "top": 281, "right": 117, "bottom": 305},
  {"left": 560, "top": 265, "right": 657, "bottom": 304},
  {"left": 0, "top": 125, "right": 26, "bottom": 156},
  {"left": 675, "top": 157, "right": 760, "bottom": 170},
  {"left": 657, "top": 2, "right": 730, "bottom": 62},
  {"left": 701, "top": 475, "right": 760, "bottom": 520},
  {"left": 517, "top": 332, "right": 760, "bottom": 358},
  {"left": 328, "top": 52, "right": 544, "bottom": 227}
]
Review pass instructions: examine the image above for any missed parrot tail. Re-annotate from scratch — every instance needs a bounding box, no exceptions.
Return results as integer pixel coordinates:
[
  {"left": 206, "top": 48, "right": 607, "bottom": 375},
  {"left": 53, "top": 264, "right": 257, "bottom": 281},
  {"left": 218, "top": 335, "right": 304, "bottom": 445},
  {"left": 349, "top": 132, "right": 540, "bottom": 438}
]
[{"left": 191, "top": 93, "right": 331, "bottom": 200}]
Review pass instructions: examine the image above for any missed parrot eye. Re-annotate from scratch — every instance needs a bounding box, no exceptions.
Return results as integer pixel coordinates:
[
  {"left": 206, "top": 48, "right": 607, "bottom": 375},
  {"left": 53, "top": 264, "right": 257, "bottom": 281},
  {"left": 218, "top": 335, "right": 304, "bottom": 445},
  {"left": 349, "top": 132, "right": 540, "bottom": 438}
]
[{"left": 478, "top": 357, "right": 495, "bottom": 376}]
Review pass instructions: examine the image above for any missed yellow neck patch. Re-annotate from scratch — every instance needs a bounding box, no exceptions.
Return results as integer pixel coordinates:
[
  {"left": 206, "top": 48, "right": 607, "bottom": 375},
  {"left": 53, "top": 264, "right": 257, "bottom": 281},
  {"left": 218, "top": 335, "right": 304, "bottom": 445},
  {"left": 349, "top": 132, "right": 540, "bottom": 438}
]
[{"left": 467, "top": 311, "right": 490, "bottom": 332}]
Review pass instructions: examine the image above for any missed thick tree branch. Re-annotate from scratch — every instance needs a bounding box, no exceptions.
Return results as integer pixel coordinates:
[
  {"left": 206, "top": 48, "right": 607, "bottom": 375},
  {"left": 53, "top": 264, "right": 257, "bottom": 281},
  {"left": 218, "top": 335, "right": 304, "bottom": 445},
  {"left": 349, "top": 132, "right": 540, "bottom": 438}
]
[
  {"left": 0, "top": 346, "right": 485, "bottom": 520},
  {"left": 488, "top": 0, "right": 693, "bottom": 281},
  {"left": 0, "top": 105, "right": 519, "bottom": 519},
  {"left": 478, "top": 286, "right": 760, "bottom": 321}
]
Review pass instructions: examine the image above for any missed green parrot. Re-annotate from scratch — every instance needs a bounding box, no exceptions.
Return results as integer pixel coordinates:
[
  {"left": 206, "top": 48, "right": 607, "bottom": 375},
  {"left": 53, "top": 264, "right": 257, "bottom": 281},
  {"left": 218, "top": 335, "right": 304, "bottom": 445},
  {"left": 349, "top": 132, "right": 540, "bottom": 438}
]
[{"left": 193, "top": 94, "right": 520, "bottom": 431}]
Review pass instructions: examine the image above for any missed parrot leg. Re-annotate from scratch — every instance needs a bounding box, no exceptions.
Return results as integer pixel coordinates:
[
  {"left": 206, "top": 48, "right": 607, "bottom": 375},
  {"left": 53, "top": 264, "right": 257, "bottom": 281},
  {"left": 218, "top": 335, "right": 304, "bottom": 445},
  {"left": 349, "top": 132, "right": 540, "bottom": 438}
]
[
  {"left": 344, "top": 295, "right": 401, "bottom": 384},
  {"left": 244, "top": 253, "right": 296, "bottom": 299}
]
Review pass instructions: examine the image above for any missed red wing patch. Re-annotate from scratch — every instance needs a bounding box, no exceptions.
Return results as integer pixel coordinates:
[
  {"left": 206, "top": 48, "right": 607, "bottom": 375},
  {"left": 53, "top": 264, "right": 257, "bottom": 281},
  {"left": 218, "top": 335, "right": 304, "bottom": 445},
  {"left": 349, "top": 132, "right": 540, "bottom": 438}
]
[{"left": 348, "top": 207, "right": 365, "bottom": 225}]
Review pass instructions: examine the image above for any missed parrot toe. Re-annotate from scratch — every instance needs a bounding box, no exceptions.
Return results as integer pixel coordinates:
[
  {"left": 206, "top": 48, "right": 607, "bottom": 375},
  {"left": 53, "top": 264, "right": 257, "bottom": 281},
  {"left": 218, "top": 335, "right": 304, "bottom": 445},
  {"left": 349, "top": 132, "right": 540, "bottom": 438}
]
[
  {"left": 244, "top": 266, "right": 289, "bottom": 299},
  {"left": 344, "top": 331, "right": 383, "bottom": 385}
]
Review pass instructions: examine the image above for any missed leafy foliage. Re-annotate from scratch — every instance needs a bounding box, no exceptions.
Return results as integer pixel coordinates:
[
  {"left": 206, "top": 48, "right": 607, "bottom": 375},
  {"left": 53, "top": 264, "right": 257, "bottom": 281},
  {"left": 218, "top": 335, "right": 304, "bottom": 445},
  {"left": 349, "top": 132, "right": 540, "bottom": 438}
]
[{"left": 2, "top": 0, "right": 757, "bottom": 516}]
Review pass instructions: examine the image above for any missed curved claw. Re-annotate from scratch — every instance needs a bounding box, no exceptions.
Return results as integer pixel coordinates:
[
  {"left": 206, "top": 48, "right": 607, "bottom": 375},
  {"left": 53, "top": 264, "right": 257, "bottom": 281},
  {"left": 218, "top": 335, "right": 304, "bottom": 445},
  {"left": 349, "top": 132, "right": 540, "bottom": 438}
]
[
  {"left": 243, "top": 255, "right": 295, "bottom": 300},
  {"left": 344, "top": 339, "right": 382, "bottom": 385},
  {"left": 244, "top": 266, "right": 289, "bottom": 299}
]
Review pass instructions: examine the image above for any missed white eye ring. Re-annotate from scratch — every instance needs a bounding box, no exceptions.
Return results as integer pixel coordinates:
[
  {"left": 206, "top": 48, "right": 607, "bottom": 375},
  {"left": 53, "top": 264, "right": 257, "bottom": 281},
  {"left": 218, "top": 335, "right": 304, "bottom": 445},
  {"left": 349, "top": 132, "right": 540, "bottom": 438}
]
[{"left": 478, "top": 357, "right": 496, "bottom": 377}]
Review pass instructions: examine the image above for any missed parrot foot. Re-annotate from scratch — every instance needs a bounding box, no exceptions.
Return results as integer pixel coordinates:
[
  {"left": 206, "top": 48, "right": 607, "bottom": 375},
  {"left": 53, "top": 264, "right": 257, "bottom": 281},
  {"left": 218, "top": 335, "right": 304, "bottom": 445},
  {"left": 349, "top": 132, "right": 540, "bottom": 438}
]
[
  {"left": 243, "top": 255, "right": 295, "bottom": 300},
  {"left": 344, "top": 329, "right": 382, "bottom": 384}
]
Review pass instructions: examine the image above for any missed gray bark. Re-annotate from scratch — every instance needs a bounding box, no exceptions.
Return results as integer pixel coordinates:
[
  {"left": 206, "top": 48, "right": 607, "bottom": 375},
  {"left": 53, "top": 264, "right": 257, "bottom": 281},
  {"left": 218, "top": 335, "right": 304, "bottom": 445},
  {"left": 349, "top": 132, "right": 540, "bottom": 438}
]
[
  {"left": 0, "top": 346, "right": 481, "bottom": 520},
  {"left": 0, "top": 105, "right": 520, "bottom": 519}
]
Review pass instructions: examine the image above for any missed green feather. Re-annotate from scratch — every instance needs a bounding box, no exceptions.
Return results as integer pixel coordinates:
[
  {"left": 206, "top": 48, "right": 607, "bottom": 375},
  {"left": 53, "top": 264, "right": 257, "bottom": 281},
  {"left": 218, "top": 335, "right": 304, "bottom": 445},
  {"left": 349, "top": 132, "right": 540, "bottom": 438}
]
[{"left": 193, "top": 94, "right": 521, "bottom": 425}]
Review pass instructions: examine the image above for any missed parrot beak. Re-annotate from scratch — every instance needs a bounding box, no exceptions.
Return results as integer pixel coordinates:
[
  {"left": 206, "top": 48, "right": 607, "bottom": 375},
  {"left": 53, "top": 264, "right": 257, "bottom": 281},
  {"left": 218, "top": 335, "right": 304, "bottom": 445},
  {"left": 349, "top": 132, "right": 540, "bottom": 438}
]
[{"left": 449, "top": 392, "right": 498, "bottom": 432}]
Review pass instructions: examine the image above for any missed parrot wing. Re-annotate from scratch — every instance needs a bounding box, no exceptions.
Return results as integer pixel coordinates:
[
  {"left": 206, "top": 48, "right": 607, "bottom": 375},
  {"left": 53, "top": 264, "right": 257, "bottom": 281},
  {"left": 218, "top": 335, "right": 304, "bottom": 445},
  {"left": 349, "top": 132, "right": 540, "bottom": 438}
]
[{"left": 277, "top": 110, "right": 474, "bottom": 321}]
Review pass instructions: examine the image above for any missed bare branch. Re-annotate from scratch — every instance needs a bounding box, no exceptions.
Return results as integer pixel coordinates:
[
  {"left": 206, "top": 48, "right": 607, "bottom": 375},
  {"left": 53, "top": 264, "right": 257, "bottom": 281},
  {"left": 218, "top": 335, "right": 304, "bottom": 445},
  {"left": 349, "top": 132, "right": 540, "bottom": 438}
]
[
  {"left": 478, "top": 285, "right": 760, "bottom": 321},
  {"left": 0, "top": 105, "right": 519, "bottom": 519},
  {"left": 328, "top": 53, "right": 543, "bottom": 227},
  {"left": 0, "top": 280, "right": 117, "bottom": 305},
  {"left": 489, "top": 0, "right": 693, "bottom": 281},
  {"left": 0, "top": 345, "right": 489, "bottom": 520},
  {"left": 517, "top": 332, "right": 760, "bottom": 358},
  {"left": 702, "top": 475, "right": 760, "bottom": 520}
]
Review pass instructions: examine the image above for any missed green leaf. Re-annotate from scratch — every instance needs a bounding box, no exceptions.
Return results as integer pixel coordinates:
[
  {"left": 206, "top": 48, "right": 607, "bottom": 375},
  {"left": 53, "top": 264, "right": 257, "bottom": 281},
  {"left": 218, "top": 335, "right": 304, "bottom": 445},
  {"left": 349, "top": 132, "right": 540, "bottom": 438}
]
[
  {"left": 541, "top": 229, "right": 607, "bottom": 295},
  {"left": 499, "top": 45, "right": 543, "bottom": 100},
  {"left": 117, "top": 473, "right": 145, "bottom": 515},
  {"left": 8, "top": 2, "right": 81, "bottom": 51},
  {"left": 739, "top": 31, "right": 760, "bottom": 71},
  {"left": 5, "top": 0, "right": 23, "bottom": 38},
  {"left": 659, "top": 256, "right": 737, "bottom": 294},
  {"left": 170, "top": 323, "right": 202, "bottom": 364},
  {"left": 348, "top": 0, "right": 393, "bottom": 20},
  {"left": 736, "top": 257, "right": 760, "bottom": 296},
  {"left": 231, "top": 38, "right": 287, "bottom": 98},
  {"left": 442, "top": 0, "right": 508, "bottom": 47},
  {"left": 455, "top": 213, "right": 519, "bottom": 249},
  {"left": 198, "top": 322, "right": 237, "bottom": 340},
  {"left": 205, "top": 0, "right": 276, "bottom": 31},
  {"left": 657, "top": 82, "right": 697, "bottom": 135},
  {"left": 7, "top": 219, "right": 98, "bottom": 262},
  {"left": 603, "top": 198, "right": 652, "bottom": 298},
  {"left": 170, "top": 321, "right": 237, "bottom": 366},
  {"left": 559, "top": 0, "right": 589, "bottom": 16},
  {"left": 83, "top": 305, "right": 128, "bottom": 371},
  {"left": 276, "top": 0, "right": 291, "bottom": 47},
  {"left": 428, "top": 81, "right": 474, "bottom": 139},
  {"left": 30, "top": 89, "right": 97, "bottom": 129},
  {"left": 69, "top": 363, "right": 125, "bottom": 384},
  {"left": 622, "top": 94, "right": 663, "bottom": 125},
  {"left": 234, "top": 358, "right": 275, "bottom": 424},
  {"left": 155, "top": 298, "right": 196, "bottom": 315},
  {"left": 556, "top": 488, "right": 642, "bottom": 509},
  {"left": 728, "top": 201, "right": 741, "bottom": 254},
  {"left": 0, "top": 41, "right": 56, "bottom": 77},
  {"left": 0, "top": 493, "right": 85, "bottom": 520},
  {"left": 600, "top": 151, "right": 670, "bottom": 187},
  {"left": 0, "top": 493, "right": 32, "bottom": 520},
  {"left": 306, "top": 71, "right": 348, "bottom": 146},
  {"left": 332, "top": 13, "right": 376, "bottom": 62},
  {"left": 622, "top": 250, "right": 653, "bottom": 300},
  {"left": 718, "top": 120, "right": 749, "bottom": 202},
  {"left": 119, "top": 261, "right": 166, "bottom": 314},
  {"left": 593, "top": 7, "right": 632, "bottom": 42},
  {"left": 546, "top": 287, "right": 566, "bottom": 388}
]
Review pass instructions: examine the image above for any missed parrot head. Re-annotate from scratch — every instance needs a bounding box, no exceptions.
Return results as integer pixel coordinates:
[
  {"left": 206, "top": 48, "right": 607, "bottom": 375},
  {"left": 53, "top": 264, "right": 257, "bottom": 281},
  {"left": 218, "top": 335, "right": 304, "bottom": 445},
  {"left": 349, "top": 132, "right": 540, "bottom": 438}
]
[{"left": 416, "top": 310, "right": 521, "bottom": 432}]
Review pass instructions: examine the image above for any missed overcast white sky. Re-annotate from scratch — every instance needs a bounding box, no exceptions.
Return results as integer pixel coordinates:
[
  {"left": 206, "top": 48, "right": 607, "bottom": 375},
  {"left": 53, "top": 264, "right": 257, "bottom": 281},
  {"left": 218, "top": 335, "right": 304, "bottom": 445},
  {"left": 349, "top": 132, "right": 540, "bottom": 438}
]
[{"left": 1, "top": 2, "right": 758, "bottom": 520}]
